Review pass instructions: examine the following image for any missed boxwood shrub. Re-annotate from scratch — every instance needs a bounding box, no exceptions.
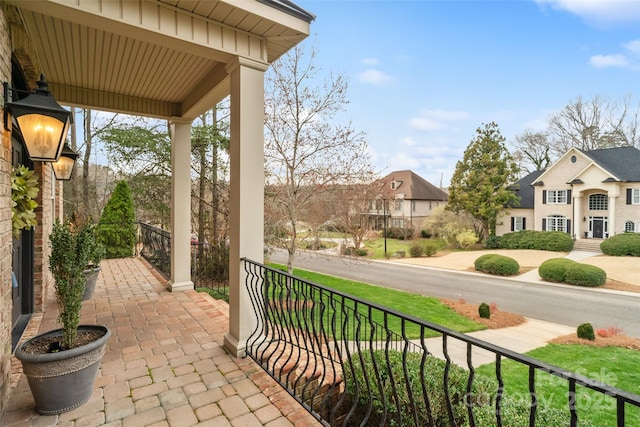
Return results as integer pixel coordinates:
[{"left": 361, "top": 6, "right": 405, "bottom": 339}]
[
  {"left": 499, "top": 230, "right": 573, "bottom": 252},
  {"left": 600, "top": 233, "right": 640, "bottom": 256},
  {"left": 565, "top": 263, "right": 606, "bottom": 287},
  {"left": 539, "top": 258, "right": 606, "bottom": 287},
  {"left": 474, "top": 254, "right": 520, "bottom": 276},
  {"left": 538, "top": 258, "right": 576, "bottom": 282}
]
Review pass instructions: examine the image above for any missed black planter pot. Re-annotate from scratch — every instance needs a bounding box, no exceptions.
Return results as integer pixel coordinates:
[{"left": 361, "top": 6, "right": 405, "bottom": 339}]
[
  {"left": 15, "top": 325, "right": 111, "bottom": 415},
  {"left": 82, "top": 266, "right": 101, "bottom": 300}
]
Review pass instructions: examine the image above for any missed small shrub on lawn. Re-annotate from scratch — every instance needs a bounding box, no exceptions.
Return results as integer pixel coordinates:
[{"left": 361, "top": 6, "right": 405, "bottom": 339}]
[
  {"left": 423, "top": 241, "right": 440, "bottom": 257},
  {"left": 479, "top": 302, "right": 491, "bottom": 319},
  {"left": 355, "top": 248, "right": 368, "bottom": 257},
  {"left": 577, "top": 322, "right": 595, "bottom": 341},
  {"left": 474, "top": 254, "right": 520, "bottom": 276},
  {"left": 409, "top": 242, "right": 424, "bottom": 257},
  {"left": 564, "top": 263, "right": 606, "bottom": 287},
  {"left": 538, "top": 258, "right": 576, "bottom": 282},
  {"left": 600, "top": 233, "right": 640, "bottom": 256},
  {"left": 421, "top": 229, "right": 432, "bottom": 238},
  {"left": 499, "top": 230, "right": 573, "bottom": 252},
  {"left": 457, "top": 230, "right": 478, "bottom": 248}
]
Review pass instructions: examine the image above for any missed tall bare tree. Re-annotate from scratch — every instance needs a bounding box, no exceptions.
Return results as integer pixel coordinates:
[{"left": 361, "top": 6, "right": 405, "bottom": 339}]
[
  {"left": 547, "top": 95, "right": 640, "bottom": 156},
  {"left": 512, "top": 130, "right": 552, "bottom": 174},
  {"left": 264, "top": 44, "right": 376, "bottom": 272}
]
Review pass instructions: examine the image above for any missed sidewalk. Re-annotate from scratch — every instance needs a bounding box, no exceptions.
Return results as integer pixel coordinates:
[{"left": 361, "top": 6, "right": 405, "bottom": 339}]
[
  {"left": 2, "top": 258, "right": 321, "bottom": 427},
  {"left": 424, "top": 318, "right": 574, "bottom": 367}
]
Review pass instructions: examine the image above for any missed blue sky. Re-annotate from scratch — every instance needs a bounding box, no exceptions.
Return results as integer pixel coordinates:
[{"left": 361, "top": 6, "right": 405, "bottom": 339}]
[{"left": 294, "top": 0, "right": 640, "bottom": 187}]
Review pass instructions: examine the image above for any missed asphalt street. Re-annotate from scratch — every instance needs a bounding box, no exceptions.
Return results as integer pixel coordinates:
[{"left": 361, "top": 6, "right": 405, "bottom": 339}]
[{"left": 269, "top": 249, "right": 640, "bottom": 338}]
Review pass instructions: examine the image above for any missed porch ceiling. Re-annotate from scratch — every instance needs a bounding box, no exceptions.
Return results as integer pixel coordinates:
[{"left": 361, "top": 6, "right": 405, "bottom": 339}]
[{"left": 7, "top": 0, "right": 313, "bottom": 120}]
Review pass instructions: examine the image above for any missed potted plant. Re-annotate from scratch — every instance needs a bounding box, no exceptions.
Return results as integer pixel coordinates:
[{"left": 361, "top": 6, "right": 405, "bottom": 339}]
[
  {"left": 82, "top": 222, "right": 105, "bottom": 300},
  {"left": 15, "top": 220, "right": 111, "bottom": 415}
]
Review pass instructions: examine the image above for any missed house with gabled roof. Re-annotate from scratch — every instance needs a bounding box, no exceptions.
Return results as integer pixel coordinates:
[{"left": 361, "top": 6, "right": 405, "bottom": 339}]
[
  {"left": 368, "top": 170, "right": 448, "bottom": 231},
  {"left": 496, "top": 146, "right": 640, "bottom": 241}
]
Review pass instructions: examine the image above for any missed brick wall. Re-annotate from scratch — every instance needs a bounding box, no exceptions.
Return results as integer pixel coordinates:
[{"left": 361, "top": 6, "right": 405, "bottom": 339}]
[{"left": 0, "top": 2, "right": 13, "bottom": 416}]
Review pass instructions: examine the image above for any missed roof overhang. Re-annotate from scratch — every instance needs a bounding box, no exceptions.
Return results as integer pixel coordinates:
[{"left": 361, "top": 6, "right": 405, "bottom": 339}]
[{"left": 6, "top": 0, "right": 313, "bottom": 120}]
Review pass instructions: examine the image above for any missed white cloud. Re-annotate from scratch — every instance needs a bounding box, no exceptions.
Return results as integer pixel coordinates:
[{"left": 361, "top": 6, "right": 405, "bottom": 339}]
[
  {"left": 624, "top": 39, "right": 640, "bottom": 56},
  {"left": 361, "top": 57, "right": 379, "bottom": 66},
  {"left": 589, "top": 39, "right": 640, "bottom": 69},
  {"left": 590, "top": 54, "right": 631, "bottom": 68},
  {"left": 408, "top": 109, "right": 470, "bottom": 131},
  {"left": 536, "top": 0, "right": 640, "bottom": 25},
  {"left": 357, "top": 69, "right": 392, "bottom": 86}
]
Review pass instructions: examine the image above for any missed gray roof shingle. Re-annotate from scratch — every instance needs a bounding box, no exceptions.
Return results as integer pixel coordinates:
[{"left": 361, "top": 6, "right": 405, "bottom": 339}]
[{"left": 580, "top": 146, "right": 640, "bottom": 182}]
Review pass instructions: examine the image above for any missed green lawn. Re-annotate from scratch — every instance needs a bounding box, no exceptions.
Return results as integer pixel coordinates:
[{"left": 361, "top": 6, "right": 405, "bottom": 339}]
[
  {"left": 270, "top": 264, "right": 485, "bottom": 339},
  {"left": 476, "top": 344, "right": 640, "bottom": 426}
]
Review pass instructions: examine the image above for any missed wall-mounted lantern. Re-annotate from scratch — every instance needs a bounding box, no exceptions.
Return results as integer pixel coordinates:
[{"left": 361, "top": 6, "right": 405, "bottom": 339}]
[
  {"left": 3, "top": 74, "right": 71, "bottom": 162},
  {"left": 51, "top": 143, "right": 79, "bottom": 181}
]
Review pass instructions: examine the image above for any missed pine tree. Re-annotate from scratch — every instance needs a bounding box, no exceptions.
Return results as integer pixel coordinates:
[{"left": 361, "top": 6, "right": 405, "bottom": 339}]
[
  {"left": 98, "top": 181, "right": 136, "bottom": 258},
  {"left": 447, "top": 122, "right": 519, "bottom": 242}
]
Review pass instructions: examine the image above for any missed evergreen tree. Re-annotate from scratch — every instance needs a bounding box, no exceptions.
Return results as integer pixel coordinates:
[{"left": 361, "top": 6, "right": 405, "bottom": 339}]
[
  {"left": 447, "top": 122, "right": 519, "bottom": 242},
  {"left": 98, "top": 181, "right": 136, "bottom": 258}
]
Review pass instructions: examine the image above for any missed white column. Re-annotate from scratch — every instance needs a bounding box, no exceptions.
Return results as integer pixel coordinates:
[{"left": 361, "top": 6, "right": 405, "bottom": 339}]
[
  {"left": 573, "top": 193, "right": 581, "bottom": 239},
  {"left": 223, "top": 58, "right": 268, "bottom": 358},
  {"left": 609, "top": 195, "right": 616, "bottom": 237},
  {"left": 169, "top": 118, "right": 194, "bottom": 291}
]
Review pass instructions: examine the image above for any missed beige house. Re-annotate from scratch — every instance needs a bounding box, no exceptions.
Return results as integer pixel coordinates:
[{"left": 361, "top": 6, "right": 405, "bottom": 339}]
[
  {"left": 0, "top": 0, "right": 312, "bottom": 414},
  {"left": 496, "top": 146, "right": 640, "bottom": 240},
  {"left": 369, "top": 170, "right": 448, "bottom": 231}
]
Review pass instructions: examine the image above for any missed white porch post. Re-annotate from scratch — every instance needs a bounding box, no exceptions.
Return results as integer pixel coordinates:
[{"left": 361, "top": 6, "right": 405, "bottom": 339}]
[
  {"left": 169, "top": 118, "right": 194, "bottom": 291},
  {"left": 223, "top": 58, "right": 267, "bottom": 358},
  {"left": 609, "top": 195, "right": 617, "bottom": 237},
  {"left": 573, "top": 193, "right": 581, "bottom": 239}
]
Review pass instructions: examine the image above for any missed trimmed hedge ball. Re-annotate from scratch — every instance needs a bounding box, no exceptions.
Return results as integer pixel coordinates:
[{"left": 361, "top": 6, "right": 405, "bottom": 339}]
[{"left": 474, "top": 254, "right": 520, "bottom": 276}]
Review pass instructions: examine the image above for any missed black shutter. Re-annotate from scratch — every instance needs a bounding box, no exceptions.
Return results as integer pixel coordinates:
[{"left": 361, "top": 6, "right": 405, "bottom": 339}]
[
  {"left": 567, "top": 190, "right": 572, "bottom": 204},
  {"left": 542, "top": 218, "right": 546, "bottom": 230},
  {"left": 627, "top": 189, "right": 633, "bottom": 205},
  {"left": 542, "top": 190, "right": 547, "bottom": 204},
  {"left": 567, "top": 220, "right": 572, "bottom": 235},
  {"left": 522, "top": 218, "right": 526, "bottom": 230},
  {"left": 511, "top": 217, "right": 515, "bottom": 231}
]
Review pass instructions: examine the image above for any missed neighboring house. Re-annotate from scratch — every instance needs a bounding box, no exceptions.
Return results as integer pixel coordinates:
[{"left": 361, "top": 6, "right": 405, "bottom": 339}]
[
  {"left": 368, "top": 170, "right": 448, "bottom": 231},
  {"left": 496, "top": 146, "right": 640, "bottom": 239}
]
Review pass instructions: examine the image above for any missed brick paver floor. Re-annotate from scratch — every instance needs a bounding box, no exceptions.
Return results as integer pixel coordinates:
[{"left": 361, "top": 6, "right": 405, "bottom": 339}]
[{"left": 2, "top": 257, "right": 322, "bottom": 427}]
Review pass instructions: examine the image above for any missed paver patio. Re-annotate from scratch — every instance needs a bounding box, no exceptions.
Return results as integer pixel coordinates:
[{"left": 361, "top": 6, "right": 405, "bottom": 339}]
[{"left": 2, "top": 257, "right": 321, "bottom": 427}]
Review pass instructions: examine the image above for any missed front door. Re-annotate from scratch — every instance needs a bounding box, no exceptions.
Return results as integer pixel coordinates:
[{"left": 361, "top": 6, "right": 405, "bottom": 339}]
[{"left": 593, "top": 219, "right": 604, "bottom": 238}]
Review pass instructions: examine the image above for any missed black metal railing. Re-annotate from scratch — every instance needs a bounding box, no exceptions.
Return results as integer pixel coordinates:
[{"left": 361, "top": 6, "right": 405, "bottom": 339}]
[
  {"left": 242, "top": 258, "right": 640, "bottom": 427},
  {"left": 137, "top": 223, "right": 229, "bottom": 298},
  {"left": 138, "top": 222, "right": 171, "bottom": 278}
]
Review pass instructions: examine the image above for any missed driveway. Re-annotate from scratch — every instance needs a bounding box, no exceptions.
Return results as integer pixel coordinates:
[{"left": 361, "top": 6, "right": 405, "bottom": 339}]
[{"left": 388, "top": 249, "right": 640, "bottom": 289}]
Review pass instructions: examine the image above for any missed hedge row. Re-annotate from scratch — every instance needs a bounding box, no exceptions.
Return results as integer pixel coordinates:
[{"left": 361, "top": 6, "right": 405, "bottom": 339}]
[
  {"left": 498, "top": 230, "right": 574, "bottom": 252},
  {"left": 539, "top": 258, "right": 606, "bottom": 287},
  {"left": 600, "top": 233, "right": 640, "bottom": 256},
  {"left": 474, "top": 254, "right": 520, "bottom": 276}
]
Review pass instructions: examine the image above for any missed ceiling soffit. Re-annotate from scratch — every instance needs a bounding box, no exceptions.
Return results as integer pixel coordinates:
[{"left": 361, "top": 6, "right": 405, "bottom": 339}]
[{"left": 9, "top": 0, "right": 311, "bottom": 120}]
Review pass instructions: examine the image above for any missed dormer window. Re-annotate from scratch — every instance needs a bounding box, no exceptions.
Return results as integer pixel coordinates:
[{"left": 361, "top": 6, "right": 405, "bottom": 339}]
[{"left": 390, "top": 180, "right": 402, "bottom": 190}]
